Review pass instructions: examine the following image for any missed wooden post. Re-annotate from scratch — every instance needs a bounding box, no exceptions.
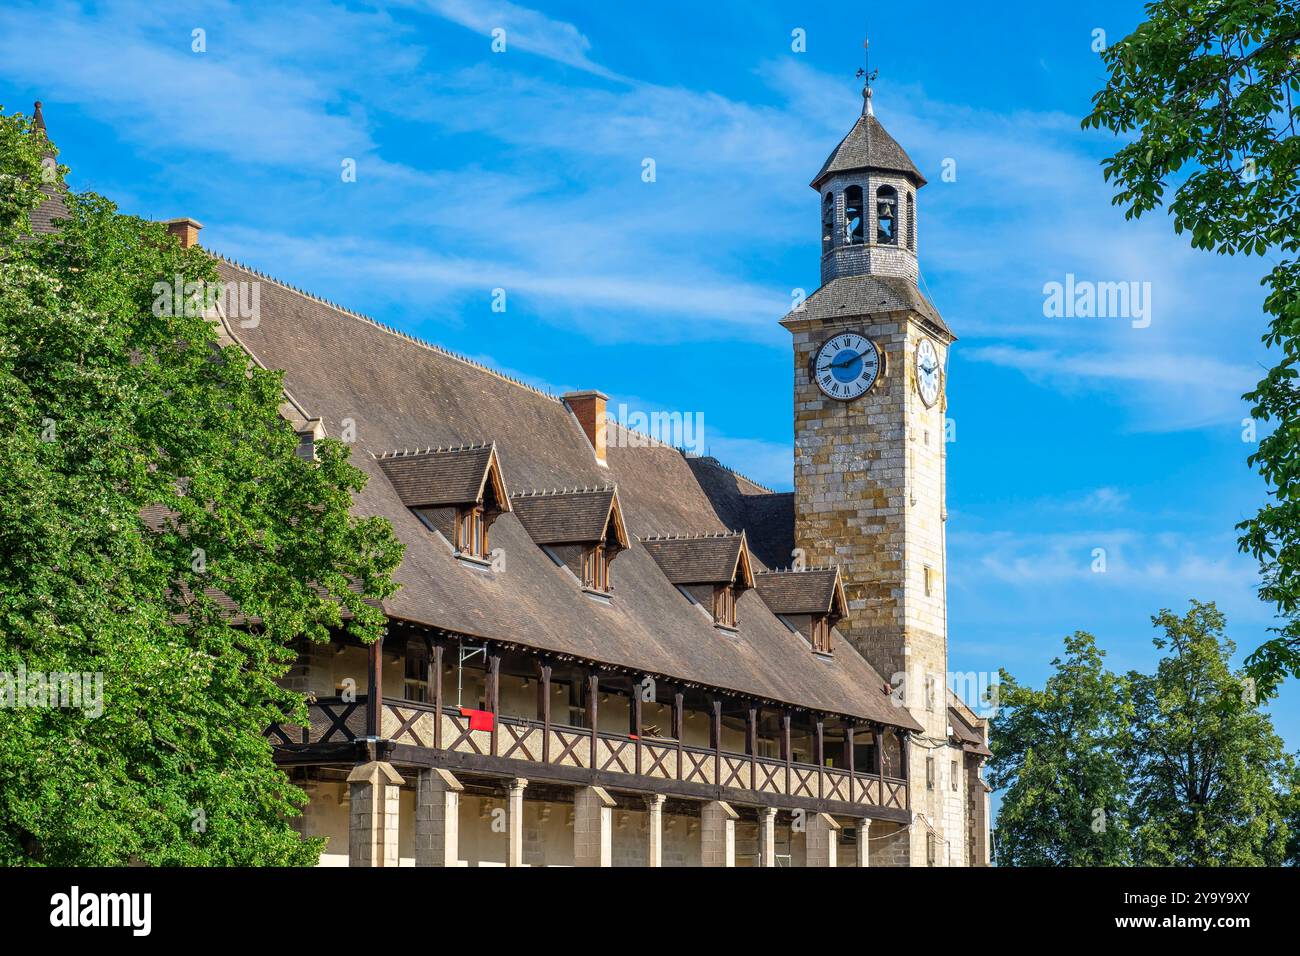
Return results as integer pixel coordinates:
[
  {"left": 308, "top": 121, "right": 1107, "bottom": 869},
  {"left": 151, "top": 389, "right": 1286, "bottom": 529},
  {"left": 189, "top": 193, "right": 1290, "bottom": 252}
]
[
  {"left": 537, "top": 661, "right": 552, "bottom": 763},
  {"left": 673, "top": 688, "right": 684, "bottom": 781},
  {"left": 899, "top": 730, "right": 912, "bottom": 812},
  {"left": 486, "top": 652, "right": 501, "bottom": 757},
  {"left": 781, "top": 711, "right": 792, "bottom": 796},
  {"left": 366, "top": 632, "right": 383, "bottom": 738},
  {"left": 632, "top": 676, "right": 644, "bottom": 775},
  {"left": 587, "top": 672, "right": 599, "bottom": 760},
  {"left": 431, "top": 641, "right": 444, "bottom": 750},
  {"left": 876, "top": 723, "right": 886, "bottom": 804},
  {"left": 846, "top": 724, "right": 856, "bottom": 802},
  {"left": 710, "top": 697, "right": 723, "bottom": 784},
  {"left": 815, "top": 717, "right": 825, "bottom": 800},
  {"left": 747, "top": 705, "right": 758, "bottom": 791}
]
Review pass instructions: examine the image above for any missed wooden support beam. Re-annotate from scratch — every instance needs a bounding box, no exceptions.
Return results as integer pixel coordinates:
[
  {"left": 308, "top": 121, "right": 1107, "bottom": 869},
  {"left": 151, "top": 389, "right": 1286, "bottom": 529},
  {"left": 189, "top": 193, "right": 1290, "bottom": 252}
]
[
  {"left": 673, "top": 688, "right": 684, "bottom": 781},
  {"left": 747, "top": 705, "right": 758, "bottom": 792},
  {"left": 815, "top": 717, "right": 825, "bottom": 800},
  {"left": 537, "top": 660, "right": 552, "bottom": 763},
  {"left": 710, "top": 697, "right": 723, "bottom": 784},
  {"left": 366, "top": 632, "right": 383, "bottom": 737},
  {"left": 587, "top": 671, "right": 600, "bottom": 753},
  {"left": 632, "top": 676, "right": 644, "bottom": 775},
  {"left": 486, "top": 652, "right": 501, "bottom": 756},
  {"left": 432, "top": 641, "right": 444, "bottom": 750},
  {"left": 781, "top": 711, "right": 792, "bottom": 795},
  {"left": 846, "top": 724, "right": 856, "bottom": 802}
]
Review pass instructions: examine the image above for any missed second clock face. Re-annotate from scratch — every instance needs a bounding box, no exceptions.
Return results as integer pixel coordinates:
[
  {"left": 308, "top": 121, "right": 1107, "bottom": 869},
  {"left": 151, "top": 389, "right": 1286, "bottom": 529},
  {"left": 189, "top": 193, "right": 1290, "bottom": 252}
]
[
  {"left": 916, "top": 337, "right": 941, "bottom": 407},
  {"left": 812, "top": 332, "right": 881, "bottom": 401}
]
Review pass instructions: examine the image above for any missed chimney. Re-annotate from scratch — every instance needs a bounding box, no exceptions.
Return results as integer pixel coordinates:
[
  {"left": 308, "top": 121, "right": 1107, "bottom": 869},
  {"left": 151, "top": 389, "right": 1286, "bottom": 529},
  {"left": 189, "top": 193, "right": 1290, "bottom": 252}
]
[
  {"left": 563, "top": 390, "right": 608, "bottom": 466},
  {"left": 164, "top": 217, "right": 203, "bottom": 249}
]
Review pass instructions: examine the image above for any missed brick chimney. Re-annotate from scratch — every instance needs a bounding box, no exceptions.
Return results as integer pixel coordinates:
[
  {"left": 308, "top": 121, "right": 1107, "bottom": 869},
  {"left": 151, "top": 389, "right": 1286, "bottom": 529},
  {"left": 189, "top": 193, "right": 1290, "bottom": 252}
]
[
  {"left": 563, "top": 390, "right": 608, "bottom": 466},
  {"left": 164, "top": 217, "right": 203, "bottom": 248}
]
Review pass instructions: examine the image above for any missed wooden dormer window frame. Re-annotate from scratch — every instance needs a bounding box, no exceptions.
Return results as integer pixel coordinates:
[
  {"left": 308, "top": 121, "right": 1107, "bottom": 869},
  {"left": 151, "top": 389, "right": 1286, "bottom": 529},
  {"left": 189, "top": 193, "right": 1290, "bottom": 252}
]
[
  {"left": 713, "top": 584, "right": 737, "bottom": 629},
  {"left": 811, "top": 615, "right": 833, "bottom": 654},
  {"left": 456, "top": 505, "right": 489, "bottom": 559},
  {"left": 582, "top": 543, "right": 612, "bottom": 593}
]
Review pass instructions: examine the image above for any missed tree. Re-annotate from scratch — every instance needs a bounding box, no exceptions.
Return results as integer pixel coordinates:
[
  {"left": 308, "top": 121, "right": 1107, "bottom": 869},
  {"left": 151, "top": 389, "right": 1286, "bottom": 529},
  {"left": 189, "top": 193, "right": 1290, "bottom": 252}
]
[
  {"left": 1128, "top": 601, "right": 1291, "bottom": 865},
  {"left": 1084, "top": 2, "right": 1300, "bottom": 690},
  {"left": 0, "top": 107, "right": 403, "bottom": 864},
  {"left": 989, "top": 632, "right": 1133, "bottom": 866}
]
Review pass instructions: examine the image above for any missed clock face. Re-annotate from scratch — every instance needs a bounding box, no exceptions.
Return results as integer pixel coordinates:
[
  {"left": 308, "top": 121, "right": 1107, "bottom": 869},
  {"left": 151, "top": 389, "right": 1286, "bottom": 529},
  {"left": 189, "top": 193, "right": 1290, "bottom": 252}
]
[
  {"left": 812, "top": 332, "right": 881, "bottom": 401},
  {"left": 915, "top": 337, "right": 941, "bottom": 407}
]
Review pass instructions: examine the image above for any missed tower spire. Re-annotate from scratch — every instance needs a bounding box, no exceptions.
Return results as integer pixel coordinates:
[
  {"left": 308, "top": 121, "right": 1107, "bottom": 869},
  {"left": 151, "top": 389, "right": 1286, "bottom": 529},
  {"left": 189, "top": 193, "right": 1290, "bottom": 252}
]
[
  {"left": 32, "top": 100, "right": 46, "bottom": 136},
  {"left": 856, "top": 35, "right": 878, "bottom": 116}
]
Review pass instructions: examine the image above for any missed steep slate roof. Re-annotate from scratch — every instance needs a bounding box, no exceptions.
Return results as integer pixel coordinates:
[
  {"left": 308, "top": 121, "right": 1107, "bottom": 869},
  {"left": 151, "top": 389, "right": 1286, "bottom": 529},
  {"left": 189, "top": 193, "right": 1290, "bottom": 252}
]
[
  {"left": 641, "top": 532, "right": 753, "bottom": 587},
  {"left": 780, "top": 273, "right": 953, "bottom": 340},
  {"left": 208, "top": 257, "right": 918, "bottom": 730},
  {"left": 754, "top": 568, "right": 846, "bottom": 619},
  {"left": 685, "top": 457, "right": 794, "bottom": 569},
  {"left": 811, "top": 106, "right": 927, "bottom": 188},
  {"left": 947, "top": 693, "right": 992, "bottom": 757},
  {"left": 375, "top": 444, "right": 507, "bottom": 509},
  {"left": 510, "top": 486, "right": 626, "bottom": 548}
]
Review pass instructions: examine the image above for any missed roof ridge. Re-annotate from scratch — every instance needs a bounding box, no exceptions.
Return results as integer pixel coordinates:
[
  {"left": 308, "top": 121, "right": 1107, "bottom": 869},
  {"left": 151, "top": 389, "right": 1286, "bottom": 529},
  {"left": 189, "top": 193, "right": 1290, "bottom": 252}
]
[
  {"left": 510, "top": 484, "right": 616, "bottom": 498},
  {"left": 211, "top": 252, "right": 564, "bottom": 405},
  {"left": 685, "top": 452, "right": 779, "bottom": 495},
  {"left": 372, "top": 441, "right": 493, "bottom": 460},
  {"left": 638, "top": 530, "right": 743, "bottom": 542},
  {"left": 756, "top": 564, "right": 839, "bottom": 575}
]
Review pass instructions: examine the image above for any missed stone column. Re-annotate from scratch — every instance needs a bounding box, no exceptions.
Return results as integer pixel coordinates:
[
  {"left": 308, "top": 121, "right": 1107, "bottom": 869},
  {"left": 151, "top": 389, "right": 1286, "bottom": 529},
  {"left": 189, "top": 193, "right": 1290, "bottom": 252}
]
[
  {"left": 414, "top": 768, "right": 462, "bottom": 867},
  {"left": 857, "top": 818, "right": 871, "bottom": 867},
  {"left": 700, "top": 801, "right": 738, "bottom": 867},
  {"left": 573, "top": 785, "right": 616, "bottom": 867},
  {"left": 645, "top": 794, "right": 665, "bottom": 867},
  {"left": 506, "top": 778, "right": 528, "bottom": 867},
  {"left": 757, "top": 807, "right": 778, "bottom": 867},
  {"left": 805, "top": 812, "right": 840, "bottom": 867},
  {"left": 347, "top": 761, "right": 404, "bottom": 868}
]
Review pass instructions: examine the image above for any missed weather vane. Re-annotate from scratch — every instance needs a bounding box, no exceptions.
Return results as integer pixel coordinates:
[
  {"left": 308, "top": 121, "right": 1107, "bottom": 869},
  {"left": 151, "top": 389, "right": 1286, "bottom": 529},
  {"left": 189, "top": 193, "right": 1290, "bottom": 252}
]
[{"left": 855, "top": 35, "right": 878, "bottom": 87}]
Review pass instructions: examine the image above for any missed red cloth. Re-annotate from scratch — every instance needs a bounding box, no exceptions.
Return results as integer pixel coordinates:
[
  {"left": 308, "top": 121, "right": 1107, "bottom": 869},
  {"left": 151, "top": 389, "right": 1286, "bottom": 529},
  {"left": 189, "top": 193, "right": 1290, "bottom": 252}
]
[{"left": 460, "top": 707, "right": 495, "bottom": 732}]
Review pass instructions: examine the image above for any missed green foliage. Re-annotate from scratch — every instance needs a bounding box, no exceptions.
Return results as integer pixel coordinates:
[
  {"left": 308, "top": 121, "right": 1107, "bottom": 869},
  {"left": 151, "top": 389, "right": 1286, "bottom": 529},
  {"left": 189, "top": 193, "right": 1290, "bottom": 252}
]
[
  {"left": 992, "top": 602, "right": 1295, "bottom": 866},
  {"left": 1084, "top": 2, "right": 1300, "bottom": 688},
  {"left": 0, "top": 106, "right": 404, "bottom": 864},
  {"left": 989, "top": 632, "right": 1134, "bottom": 866},
  {"left": 1128, "top": 601, "right": 1291, "bottom": 865}
]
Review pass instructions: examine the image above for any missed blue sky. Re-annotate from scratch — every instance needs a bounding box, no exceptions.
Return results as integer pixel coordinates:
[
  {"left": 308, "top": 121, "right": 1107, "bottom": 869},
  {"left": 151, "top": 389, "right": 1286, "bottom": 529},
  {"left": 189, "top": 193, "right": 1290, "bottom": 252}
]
[{"left": 2, "top": 0, "right": 1295, "bottom": 749}]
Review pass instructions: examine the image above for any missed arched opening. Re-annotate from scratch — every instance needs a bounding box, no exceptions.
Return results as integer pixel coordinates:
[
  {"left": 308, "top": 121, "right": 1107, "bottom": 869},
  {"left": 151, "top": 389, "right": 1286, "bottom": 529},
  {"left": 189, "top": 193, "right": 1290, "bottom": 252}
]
[
  {"left": 821, "top": 192, "right": 835, "bottom": 255},
  {"left": 906, "top": 192, "right": 915, "bottom": 251},
  {"left": 844, "top": 185, "right": 864, "bottom": 245},
  {"left": 876, "top": 185, "right": 898, "bottom": 244}
]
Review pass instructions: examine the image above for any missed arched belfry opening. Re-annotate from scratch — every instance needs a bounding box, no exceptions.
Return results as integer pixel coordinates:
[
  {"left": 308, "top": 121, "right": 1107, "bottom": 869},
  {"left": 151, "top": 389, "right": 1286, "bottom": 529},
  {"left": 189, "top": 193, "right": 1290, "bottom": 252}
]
[{"left": 809, "top": 85, "right": 926, "bottom": 285}]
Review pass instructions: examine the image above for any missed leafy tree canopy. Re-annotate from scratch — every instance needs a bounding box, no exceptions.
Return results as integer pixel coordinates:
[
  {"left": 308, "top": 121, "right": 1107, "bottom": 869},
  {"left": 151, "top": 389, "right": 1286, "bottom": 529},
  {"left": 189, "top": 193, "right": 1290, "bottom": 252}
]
[{"left": 0, "top": 107, "right": 403, "bottom": 865}]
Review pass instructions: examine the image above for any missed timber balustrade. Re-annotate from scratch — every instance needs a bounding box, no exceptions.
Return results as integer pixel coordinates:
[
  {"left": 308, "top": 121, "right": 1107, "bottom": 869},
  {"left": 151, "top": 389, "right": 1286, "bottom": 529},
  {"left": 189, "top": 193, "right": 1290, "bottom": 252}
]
[{"left": 267, "top": 696, "right": 909, "bottom": 813}]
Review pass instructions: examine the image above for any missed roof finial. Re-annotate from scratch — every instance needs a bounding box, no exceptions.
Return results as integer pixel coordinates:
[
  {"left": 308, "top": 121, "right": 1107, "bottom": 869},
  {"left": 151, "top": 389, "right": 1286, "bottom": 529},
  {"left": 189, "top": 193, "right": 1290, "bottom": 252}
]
[
  {"left": 32, "top": 100, "right": 46, "bottom": 135},
  {"left": 856, "top": 34, "right": 877, "bottom": 116}
]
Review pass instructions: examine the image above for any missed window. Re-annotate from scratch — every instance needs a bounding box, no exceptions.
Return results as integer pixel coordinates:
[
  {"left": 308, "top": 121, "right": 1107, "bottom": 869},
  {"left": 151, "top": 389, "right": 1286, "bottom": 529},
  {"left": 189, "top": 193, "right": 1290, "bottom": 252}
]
[
  {"left": 926, "top": 755, "right": 935, "bottom": 790},
  {"left": 713, "top": 584, "right": 737, "bottom": 629},
  {"left": 456, "top": 506, "right": 488, "bottom": 559},
  {"left": 811, "top": 616, "right": 833, "bottom": 654},
  {"left": 876, "top": 185, "right": 898, "bottom": 244},
  {"left": 404, "top": 643, "right": 429, "bottom": 703},
  {"left": 821, "top": 191, "right": 835, "bottom": 254},
  {"left": 582, "top": 544, "right": 611, "bottom": 593},
  {"left": 925, "top": 674, "right": 937, "bottom": 712},
  {"left": 906, "top": 192, "right": 915, "bottom": 251},
  {"left": 295, "top": 430, "right": 316, "bottom": 461},
  {"left": 951, "top": 759, "right": 959, "bottom": 791},
  {"left": 844, "top": 185, "right": 864, "bottom": 245},
  {"left": 926, "top": 831, "right": 936, "bottom": 866},
  {"left": 924, "top": 565, "right": 935, "bottom": 597}
]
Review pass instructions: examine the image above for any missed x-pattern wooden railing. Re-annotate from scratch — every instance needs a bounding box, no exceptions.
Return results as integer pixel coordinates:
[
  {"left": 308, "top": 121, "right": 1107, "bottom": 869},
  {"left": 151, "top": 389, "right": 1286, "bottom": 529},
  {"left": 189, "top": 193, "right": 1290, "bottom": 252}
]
[{"left": 280, "top": 701, "right": 907, "bottom": 814}]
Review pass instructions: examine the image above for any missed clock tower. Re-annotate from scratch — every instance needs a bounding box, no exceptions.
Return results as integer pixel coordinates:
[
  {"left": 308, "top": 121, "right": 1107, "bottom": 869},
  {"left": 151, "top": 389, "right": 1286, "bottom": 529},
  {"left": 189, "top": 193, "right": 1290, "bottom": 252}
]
[{"left": 782, "top": 85, "right": 961, "bottom": 865}]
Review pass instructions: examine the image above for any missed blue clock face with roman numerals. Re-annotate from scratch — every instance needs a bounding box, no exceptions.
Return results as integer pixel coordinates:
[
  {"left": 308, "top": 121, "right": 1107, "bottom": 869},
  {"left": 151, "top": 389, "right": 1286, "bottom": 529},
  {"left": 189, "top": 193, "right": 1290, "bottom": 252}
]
[{"left": 812, "top": 332, "right": 881, "bottom": 401}]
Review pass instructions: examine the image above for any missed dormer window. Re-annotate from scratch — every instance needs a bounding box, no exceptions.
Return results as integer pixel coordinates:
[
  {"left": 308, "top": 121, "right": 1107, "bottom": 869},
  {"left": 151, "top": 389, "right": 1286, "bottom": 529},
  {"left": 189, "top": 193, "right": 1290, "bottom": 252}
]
[
  {"left": 456, "top": 505, "right": 489, "bottom": 559},
  {"left": 641, "top": 531, "right": 755, "bottom": 632},
  {"left": 810, "top": 615, "right": 832, "bottom": 654},
  {"left": 376, "top": 442, "right": 511, "bottom": 565},
  {"left": 510, "top": 486, "right": 628, "bottom": 597},
  {"left": 712, "top": 584, "right": 737, "bottom": 629},
  {"left": 753, "top": 566, "right": 848, "bottom": 657},
  {"left": 582, "top": 543, "right": 612, "bottom": 592}
]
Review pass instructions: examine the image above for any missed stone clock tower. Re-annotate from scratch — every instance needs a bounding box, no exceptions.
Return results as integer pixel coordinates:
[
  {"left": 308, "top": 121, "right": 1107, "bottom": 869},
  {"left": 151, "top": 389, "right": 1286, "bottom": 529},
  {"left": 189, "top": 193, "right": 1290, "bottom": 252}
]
[{"left": 782, "top": 86, "right": 960, "bottom": 865}]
